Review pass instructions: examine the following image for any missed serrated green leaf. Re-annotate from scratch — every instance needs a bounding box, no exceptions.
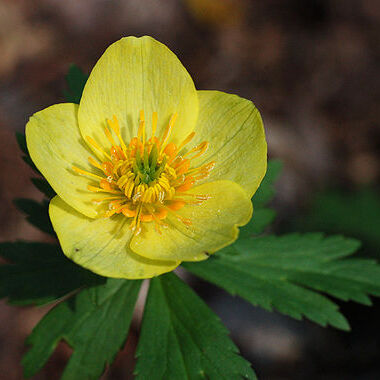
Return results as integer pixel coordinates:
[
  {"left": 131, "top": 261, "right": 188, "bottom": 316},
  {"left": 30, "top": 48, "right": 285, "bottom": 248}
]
[
  {"left": 301, "top": 188, "right": 380, "bottom": 253},
  {"left": 0, "top": 242, "right": 104, "bottom": 305},
  {"left": 240, "top": 208, "right": 276, "bottom": 238},
  {"left": 23, "top": 278, "right": 141, "bottom": 379},
  {"left": 16, "top": 132, "right": 40, "bottom": 174},
  {"left": 241, "top": 159, "right": 282, "bottom": 237},
  {"left": 135, "top": 273, "right": 256, "bottom": 380},
  {"left": 31, "top": 178, "right": 56, "bottom": 199},
  {"left": 184, "top": 233, "right": 380, "bottom": 330},
  {"left": 16, "top": 133, "right": 56, "bottom": 199},
  {"left": 252, "top": 159, "right": 282, "bottom": 209},
  {"left": 64, "top": 64, "right": 89, "bottom": 104},
  {"left": 14, "top": 198, "right": 54, "bottom": 235}
]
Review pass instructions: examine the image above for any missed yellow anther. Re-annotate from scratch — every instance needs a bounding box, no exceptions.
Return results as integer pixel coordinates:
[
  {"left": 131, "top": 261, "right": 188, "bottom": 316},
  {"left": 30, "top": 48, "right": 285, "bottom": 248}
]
[
  {"left": 77, "top": 111, "right": 215, "bottom": 235},
  {"left": 158, "top": 178, "right": 170, "bottom": 191},
  {"left": 158, "top": 191, "right": 165, "bottom": 202},
  {"left": 117, "top": 174, "right": 130, "bottom": 188},
  {"left": 124, "top": 179, "right": 135, "bottom": 198}
]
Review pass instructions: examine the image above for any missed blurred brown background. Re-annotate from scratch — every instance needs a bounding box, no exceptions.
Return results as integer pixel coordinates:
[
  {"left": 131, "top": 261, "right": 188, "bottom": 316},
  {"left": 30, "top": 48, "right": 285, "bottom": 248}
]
[{"left": 0, "top": 0, "right": 379, "bottom": 379}]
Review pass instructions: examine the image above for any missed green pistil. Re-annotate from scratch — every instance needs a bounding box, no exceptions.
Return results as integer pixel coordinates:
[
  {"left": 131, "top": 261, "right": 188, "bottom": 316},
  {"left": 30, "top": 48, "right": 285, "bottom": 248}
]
[
  {"left": 133, "top": 146, "right": 165, "bottom": 184},
  {"left": 149, "top": 144, "right": 158, "bottom": 169},
  {"left": 152, "top": 156, "right": 166, "bottom": 179}
]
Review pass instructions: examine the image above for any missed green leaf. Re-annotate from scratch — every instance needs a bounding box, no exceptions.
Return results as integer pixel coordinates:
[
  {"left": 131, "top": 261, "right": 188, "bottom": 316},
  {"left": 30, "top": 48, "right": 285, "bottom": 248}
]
[
  {"left": 13, "top": 198, "right": 54, "bottom": 235},
  {"left": 16, "top": 132, "right": 56, "bottom": 199},
  {"left": 252, "top": 159, "right": 282, "bottom": 209},
  {"left": 241, "top": 160, "right": 282, "bottom": 237},
  {"left": 64, "top": 64, "right": 89, "bottom": 104},
  {"left": 30, "top": 178, "right": 56, "bottom": 199},
  {"left": 23, "top": 278, "right": 141, "bottom": 379},
  {"left": 240, "top": 208, "right": 276, "bottom": 238},
  {"left": 0, "top": 242, "right": 104, "bottom": 305},
  {"left": 16, "top": 132, "right": 40, "bottom": 174},
  {"left": 184, "top": 233, "right": 380, "bottom": 330},
  {"left": 301, "top": 188, "right": 380, "bottom": 253},
  {"left": 135, "top": 273, "right": 256, "bottom": 380}
]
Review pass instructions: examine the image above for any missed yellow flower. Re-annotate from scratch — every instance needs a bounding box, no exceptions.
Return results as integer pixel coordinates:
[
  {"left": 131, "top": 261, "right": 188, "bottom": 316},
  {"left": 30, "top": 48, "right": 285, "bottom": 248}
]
[{"left": 26, "top": 36, "right": 267, "bottom": 279}]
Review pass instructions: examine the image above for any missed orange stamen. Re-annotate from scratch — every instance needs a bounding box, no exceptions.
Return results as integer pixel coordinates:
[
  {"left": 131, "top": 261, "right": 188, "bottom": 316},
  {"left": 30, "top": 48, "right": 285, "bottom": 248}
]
[
  {"left": 168, "top": 200, "right": 186, "bottom": 211},
  {"left": 76, "top": 111, "right": 214, "bottom": 235},
  {"left": 122, "top": 207, "right": 136, "bottom": 218},
  {"left": 108, "top": 115, "right": 127, "bottom": 154},
  {"left": 177, "top": 131, "right": 195, "bottom": 152},
  {"left": 163, "top": 142, "right": 177, "bottom": 157},
  {"left": 160, "top": 113, "right": 178, "bottom": 154}
]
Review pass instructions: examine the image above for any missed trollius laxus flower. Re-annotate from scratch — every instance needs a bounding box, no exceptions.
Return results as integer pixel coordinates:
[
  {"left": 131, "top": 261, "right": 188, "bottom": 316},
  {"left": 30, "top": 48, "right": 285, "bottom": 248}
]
[{"left": 26, "top": 36, "right": 267, "bottom": 279}]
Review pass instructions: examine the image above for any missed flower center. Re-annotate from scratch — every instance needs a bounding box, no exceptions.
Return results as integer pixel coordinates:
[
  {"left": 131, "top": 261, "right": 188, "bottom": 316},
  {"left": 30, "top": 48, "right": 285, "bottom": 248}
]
[{"left": 73, "top": 111, "right": 215, "bottom": 235}]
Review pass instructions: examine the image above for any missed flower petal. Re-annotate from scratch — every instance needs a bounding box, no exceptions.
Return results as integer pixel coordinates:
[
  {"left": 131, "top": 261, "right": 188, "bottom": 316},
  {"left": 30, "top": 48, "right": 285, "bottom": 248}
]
[
  {"left": 49, "top": 196, "right": 179, "bottom": 279},
  {"left": 78, "top": 36, "right": 198, "bottom": 153},
  {"left": 130, "top": 180, "right": 252, "bottom": 261},
  {"left": 191, "top": 90, "right": 267, "bottom": 198},
  {"left": 26, "top": 103, "right": 110, "bottom": 218}
]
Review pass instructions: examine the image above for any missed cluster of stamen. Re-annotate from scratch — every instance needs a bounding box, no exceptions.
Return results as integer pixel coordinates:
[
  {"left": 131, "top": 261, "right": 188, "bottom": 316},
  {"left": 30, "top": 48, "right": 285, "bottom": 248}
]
[{"left": 73, "top": 111, "right": 215, "bottom": 235}]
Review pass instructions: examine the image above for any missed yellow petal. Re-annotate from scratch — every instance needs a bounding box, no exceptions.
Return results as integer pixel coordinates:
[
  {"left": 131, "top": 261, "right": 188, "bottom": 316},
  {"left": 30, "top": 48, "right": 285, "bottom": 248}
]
[
  {"left": 49, "top": 196, "right": 179, "bottom": 279},
  {"left": 130, "top": 180, "right": 252, "bottom": 262},
  {"left": 26, "top": 103, "right": 111, "bottom": 218},
  {"left": 191, "top": 90, "right": 267, "bottom": 198},
  {"left": 78, "top": 36, "right": 198, "bottom": 153}
]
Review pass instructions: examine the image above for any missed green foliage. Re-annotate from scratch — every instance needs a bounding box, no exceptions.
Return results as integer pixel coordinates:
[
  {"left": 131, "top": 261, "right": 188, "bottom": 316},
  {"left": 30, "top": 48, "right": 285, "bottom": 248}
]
[
  {"left": 252, "top": 160, "right": 282, "bottom": 208},
  {"left": 241, "top": 206, "right": 275, "bottom": 237},
  {"left": 64, "top": 64, "right": 89, "bottom": 104},
  {"left": 135, "top": 273, "right": 255, "bottom": 380},
  {"left": 8, "top": 63, "right": 380, "bottom": 379},
  {"left": 0, "top": 242, "right": 103, "bottom": 306},
  {"left": 23, "top": 279, "right": 141, "bottom": 379},
  {"left": 16, "top": 132, "right": 40, "bottom": 174},
  {"left": 13, "top": 198, "right": 54, "bottom": 236},
  {"left": 16, "top": 132, "right": 57, "bottom": 198},
  {"left": 239, "top": 160, "right": 282, "bottom": 237},
  {"left": 184, "top": 233, "right": 380, "bottom": 330},
  {"left": 15, "top": 131, "right": 56, "bottom": 241},
  {"left": 301, "top": 188, "right": 380, "bottom": 253}
]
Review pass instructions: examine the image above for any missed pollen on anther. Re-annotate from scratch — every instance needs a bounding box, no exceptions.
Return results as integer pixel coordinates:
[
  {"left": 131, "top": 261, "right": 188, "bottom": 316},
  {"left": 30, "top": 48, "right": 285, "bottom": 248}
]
[{"left": 72, "top": 112, "right": 214, "bottom": 235}]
